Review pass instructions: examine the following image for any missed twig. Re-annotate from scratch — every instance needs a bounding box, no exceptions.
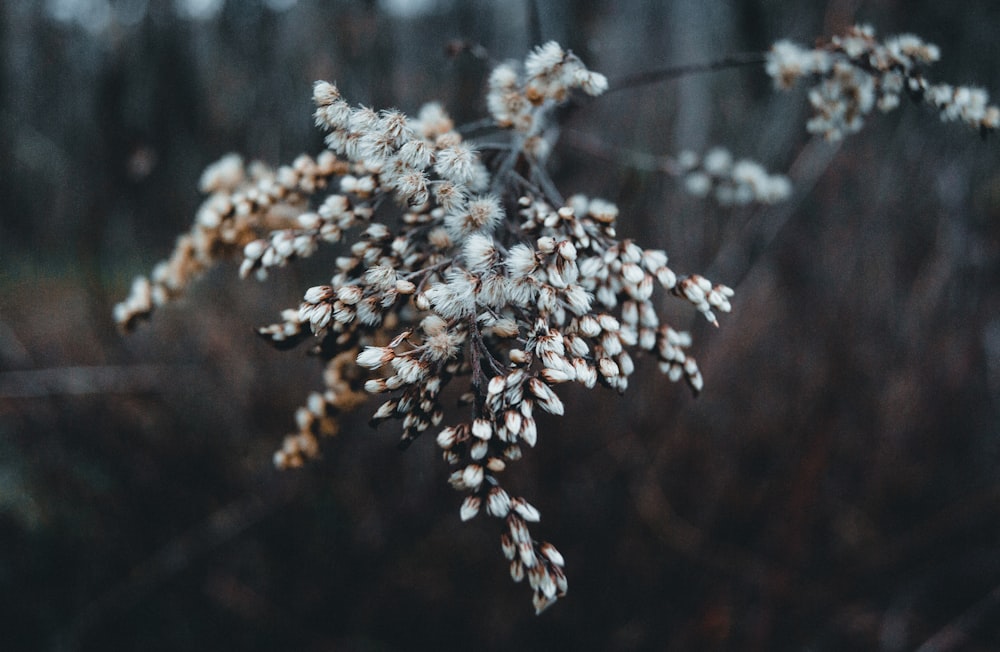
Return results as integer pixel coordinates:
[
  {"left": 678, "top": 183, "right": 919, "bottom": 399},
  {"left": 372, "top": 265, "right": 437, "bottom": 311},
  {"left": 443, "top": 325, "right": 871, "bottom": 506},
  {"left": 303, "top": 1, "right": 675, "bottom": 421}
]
[
  {"left": 526, "top": 0, "right": 543, "bottom": 48},
  {"left": 707, "top": 136, "right": 842, "bottom": 284},
  {"left": 608, "top": 53, "right": 768, "bottom": 93},
  {"left": 0, "top": 364, "right": 205, "bottom": 399},
  {"left": 560, "top": 127, "right": 680, "bottom": 174},
  {"left": 55, "top": 478, "right": 302, "bottom": 652},
  {"left": 914, "top": 583, "right": 1000, "bottom": 652},
  {"left": 0, "top": 319, "right": 33, "bottom": 366}
]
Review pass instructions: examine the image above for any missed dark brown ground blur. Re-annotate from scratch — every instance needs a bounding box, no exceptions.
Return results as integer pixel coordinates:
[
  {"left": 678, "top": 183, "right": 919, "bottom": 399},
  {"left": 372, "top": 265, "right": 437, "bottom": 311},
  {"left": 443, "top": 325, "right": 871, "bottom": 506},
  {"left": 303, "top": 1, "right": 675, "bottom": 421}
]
[{"left": 3, "top": 1, "right": 1000, "bottom": 650}]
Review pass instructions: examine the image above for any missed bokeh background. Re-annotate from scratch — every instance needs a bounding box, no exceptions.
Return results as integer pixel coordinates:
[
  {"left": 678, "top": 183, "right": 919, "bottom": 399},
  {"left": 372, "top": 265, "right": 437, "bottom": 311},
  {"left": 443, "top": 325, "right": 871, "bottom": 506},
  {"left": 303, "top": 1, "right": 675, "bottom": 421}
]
[{"left": 3, "top": 1, "right": 1000, "bottom": 650}]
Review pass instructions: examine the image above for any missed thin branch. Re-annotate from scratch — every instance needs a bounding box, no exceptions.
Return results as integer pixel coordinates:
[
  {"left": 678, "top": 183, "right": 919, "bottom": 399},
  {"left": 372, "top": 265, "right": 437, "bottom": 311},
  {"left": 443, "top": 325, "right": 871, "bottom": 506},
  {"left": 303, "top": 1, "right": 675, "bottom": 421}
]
[
  {"left": 608, "top": 52, "right": 768, "bottom": 94},
  {"left": 526, "top": 0, "right": 542, "bottom": 47},
  {"left": 490, "top": 148, "right": 522, "bottom": 196},
  {"left": 56, "top": 479, "right": 302, "bottom": 652},
  {"left": 527, "top": 155, "right": 564, "bottom": 207},
  {"left": 458, "top": 117, "right": 500, "bottom": 137},
  {"left": 914, "top": 583, "right": 1000, "bottom": 652},
  {"left": 707, "top": 137, "right": 842, "bottom": 285},
  {"left": 0, "top": 364, "right": 205, "bottom": 399},
  {"left": 0, "top": 319, "right": 33, "bottom": 366},
  {"left": 560, "top": 127, "right": 680, "bottom": 174}
]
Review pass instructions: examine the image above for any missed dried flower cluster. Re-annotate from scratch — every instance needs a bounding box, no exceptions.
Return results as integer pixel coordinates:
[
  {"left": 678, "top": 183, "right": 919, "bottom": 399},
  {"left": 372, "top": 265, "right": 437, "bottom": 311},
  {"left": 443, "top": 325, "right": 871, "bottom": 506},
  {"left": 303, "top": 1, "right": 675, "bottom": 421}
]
[
  {"left": 117, "top": 41, "right": 727, "bottom": 613},
  {"left": 767, "top": 24, "right": 1000, "bottom": 140},
  {"left": 486, "top": 40, "right": 608, "bottom": 163},
  {"left": 675, "top": 147, "right": 792, "bottom": 205},
  {"left": 117, "top": 27, "right": 996, "bottom": 614}
]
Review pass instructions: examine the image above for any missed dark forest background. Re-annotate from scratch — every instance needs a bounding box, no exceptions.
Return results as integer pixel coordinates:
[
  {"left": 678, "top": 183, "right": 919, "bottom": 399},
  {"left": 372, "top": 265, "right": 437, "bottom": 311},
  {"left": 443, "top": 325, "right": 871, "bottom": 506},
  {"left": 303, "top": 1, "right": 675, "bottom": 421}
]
[{"left": 3, "top": 1, "right": 1000, "bottom": 650}]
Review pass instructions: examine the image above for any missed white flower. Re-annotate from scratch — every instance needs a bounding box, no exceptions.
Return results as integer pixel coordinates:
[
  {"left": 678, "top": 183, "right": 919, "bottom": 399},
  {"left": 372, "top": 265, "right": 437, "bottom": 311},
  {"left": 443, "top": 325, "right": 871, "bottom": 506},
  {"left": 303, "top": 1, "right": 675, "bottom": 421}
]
[
  {"left": 486, "top": 487, "right": 512, "bottom": 517},
  {"left": 460, "top": 495, "right": 481, "bottom": 521},
  {"left": 349, "top": 106, "right": 379, "bottom": 132},
  {"left": 703, "top": 148, "right": 732, "bottom": 175},
  {"left": 525, "top": 41, "right": 566, "bottom": 78},
  {"left": 462, "top": 464, "right": 484, "bottom": 491},
  {"left": 436, "top": 426, "right": 458, "bottom": 449},
  {"left": 472, "top": 418, "right": 493, "bottom": 440},
  {"left": 391, "top": 169, "right": 429, "bottom": 205},
  {"left": 528, "top": 378, "right": 564, "bottom": 416},
  {"left": 424, "top": 269, "right": 477, "bottom": 319},
  {"left": 586, "top": 198, "right": 618, "bottom": 224},
  {"left": 397, "top": 139, "right": 432, "bottom": 170},
  {"left": 434, "top": 144, "right": 479, "bottom": 186},
  {"left": 562, "top": 285, "right": 592, "bottom": 316},
  {"left": 539, "top": 542, "right": 565, "bottom": 567},
  {"left": 416, "top": 101, "right": 453, "bottom": 138},
  {"left": 506, "top": 243, "right": 538, "bottom": 280},
  {"left": 576, "top": 69, "right": 608, "bottom": 96},
  {"left": 199, "top": 153, "right": 244, "bottom": 193},
  {"left": 445, "top": 194, "right": 504, "bottom": 239},
  {"left": 364, "top": 265, "right": 398, "bottom": 292},
  {"left": 463, "top": 234, "right": 498, "bottom": 272},
  {"left": 512, "top": 497, "right": 541, "bottom": 522},
  {"left": 312, "top": 80, "right": 340, "bottom": 106},
  {"left": 357, "top": 346, "right": 394, "bottom": 370},
  {"left": 520, "top": 417, "right": 538, "bottom": 447}
]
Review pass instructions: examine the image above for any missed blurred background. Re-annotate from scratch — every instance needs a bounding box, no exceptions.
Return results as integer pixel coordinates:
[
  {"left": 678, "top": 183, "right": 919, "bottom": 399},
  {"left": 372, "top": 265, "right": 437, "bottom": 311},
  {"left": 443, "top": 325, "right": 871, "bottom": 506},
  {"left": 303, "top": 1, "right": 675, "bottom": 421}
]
[{"left": 3, "top": 1, "right": 1000, "bottom": 650}]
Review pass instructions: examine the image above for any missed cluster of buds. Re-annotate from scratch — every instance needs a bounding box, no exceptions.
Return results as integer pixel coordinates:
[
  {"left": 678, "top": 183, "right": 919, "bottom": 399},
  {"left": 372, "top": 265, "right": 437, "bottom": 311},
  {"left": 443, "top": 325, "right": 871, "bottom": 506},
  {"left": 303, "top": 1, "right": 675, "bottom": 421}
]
[
  {"left": 116, "top": 41, "right": 727, "bottom": 613},
  {"left": 114, "top": 151, "right": 347, "bottom": 329},
  {"left": 767, "top": 24, "right": 1000, "bottom": 140},
  {"left": 487, "top": 41, "right": 608, "bottom": 160},
  {"left": 118, "top": 27, "right": 995, "bottom": 613},
  {"left": 273, "top": 351, "right": 369, "bottom": 469},
  {"left": 559, "top": 127, "right": 790, "bottom": 209},
  {"left": 674, "top": 147, "right": 792, "bottom": 206}
]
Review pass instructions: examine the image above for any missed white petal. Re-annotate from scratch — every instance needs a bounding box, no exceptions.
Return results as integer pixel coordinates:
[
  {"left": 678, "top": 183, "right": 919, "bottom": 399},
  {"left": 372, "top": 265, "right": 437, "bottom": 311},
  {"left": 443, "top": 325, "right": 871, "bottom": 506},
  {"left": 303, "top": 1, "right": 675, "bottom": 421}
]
[
  {"left": 460, "top": 495, "right": 481, "bottom": 521},
  {"left": 513, "top": 497, "right": 541, "bottom": 522}
]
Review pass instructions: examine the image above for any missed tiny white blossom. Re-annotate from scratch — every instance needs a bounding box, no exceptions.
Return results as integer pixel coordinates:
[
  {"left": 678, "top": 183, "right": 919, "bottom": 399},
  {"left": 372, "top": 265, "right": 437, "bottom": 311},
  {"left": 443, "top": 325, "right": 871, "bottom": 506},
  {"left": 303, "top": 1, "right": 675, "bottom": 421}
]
[
  {"left": 512, "top": 497, "right": 541, "bottom": 522},
  {"left": 539, "top": 542, "right": 565, "bottom": 567},
  {"left": 462, "top": 464, "right": 484, "bottom": 491},
  {"left": 460, "top": 495, "right": 481, "bottom": 521},
  {"left": 357, "top": 346, "right": 394, "bottom": 370},
  {"left": 434, "top": 144, "right": 479, "bottom": 186},
  {"left": 487, "top": 487, "right": 512, "bottom": 517},
  {"left": 424, "top": 270, "right": 477, "bottom": 319},
  {"left": 436, "top": 426, "right": 458, "bottom": 450},
  {"left": 463, "top": 234, "right": 498, "bottom": 272},
  {"left": 472, "top": 418, "right": 493, "bottom": 440}
]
